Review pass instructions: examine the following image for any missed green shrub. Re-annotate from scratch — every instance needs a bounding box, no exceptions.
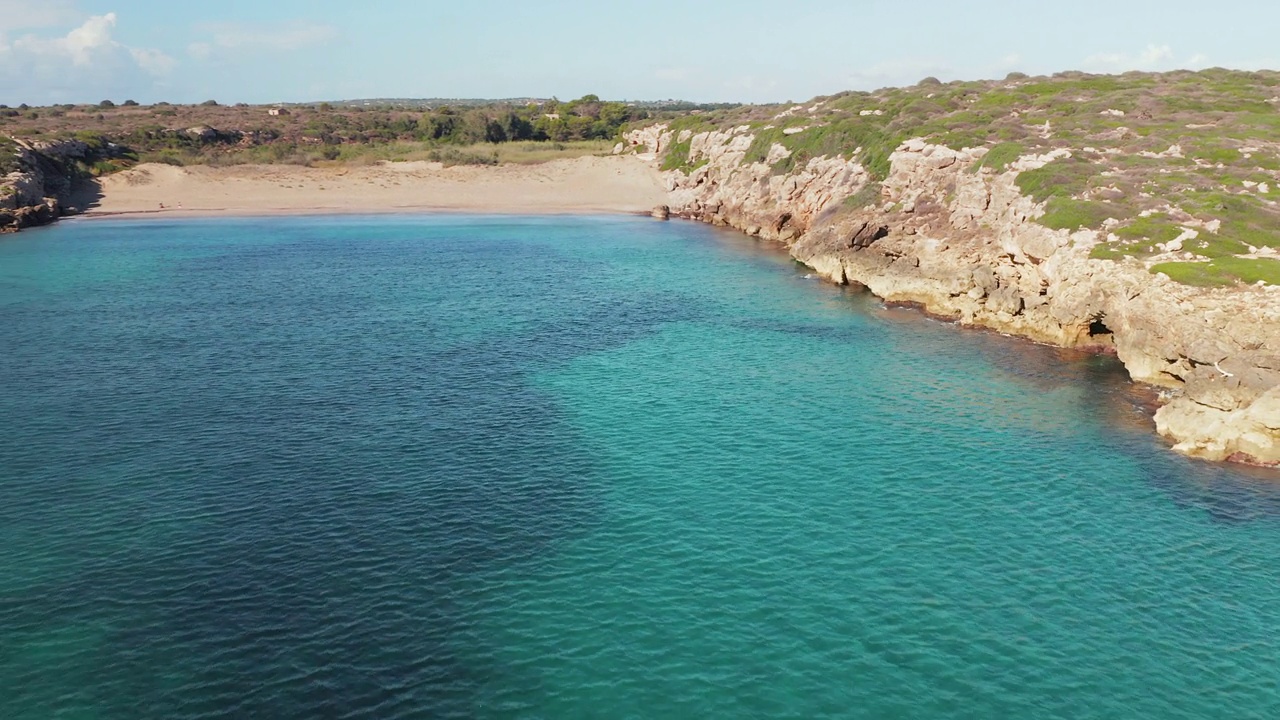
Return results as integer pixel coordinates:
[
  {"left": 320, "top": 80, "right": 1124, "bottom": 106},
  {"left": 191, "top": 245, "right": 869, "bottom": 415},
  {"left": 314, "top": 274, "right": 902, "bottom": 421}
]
[
  {"left": 1151, "top": 257, "right": 1280, "bottom": 286},
  {"left": 742, "top": 127, "right": 784, "bottom": 165},
  {"left": 426, "top": 147, "right": 498, "bottom": 166},
  {"left": 1016, "top": 155, "right": 1098, "bottom": 202},
  {"left": 843, "top": 181, "right": 883, "bottom": 209},
  {"left": 660, "top": 136, "right": 696, "bottom": 172},
  {"left": 970, "top": 142, "right": 1024, "bottom": 173},
  {"left": 1114, "top": 214, "right": 1183, "bottom": 243},
  {"left": 1039, "top": 198, "right": 1115, "bottom": 230}
]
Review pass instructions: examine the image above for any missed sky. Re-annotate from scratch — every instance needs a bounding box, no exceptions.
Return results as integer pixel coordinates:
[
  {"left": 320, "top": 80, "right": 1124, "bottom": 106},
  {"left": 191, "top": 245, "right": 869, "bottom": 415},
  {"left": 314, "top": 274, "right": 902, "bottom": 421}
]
[{"left": 3, "top": 0, "right": 1280, "bottom": 106}]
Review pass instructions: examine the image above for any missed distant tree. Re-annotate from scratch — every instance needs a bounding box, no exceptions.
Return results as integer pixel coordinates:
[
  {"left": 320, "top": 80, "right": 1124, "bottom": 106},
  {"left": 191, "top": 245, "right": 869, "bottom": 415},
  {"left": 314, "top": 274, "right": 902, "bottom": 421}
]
[
  {"left": 502, "top": 112, "right": 534, "bottom": 141},
  {"left": 319, "top": 102, "right": 334, "bottom": 112},
  {"left": 918, "top": 76, "right": 943, "bottom": 87},
  {"left": 123, "top": 99, "right": 139, "bottom": 106},
  {"left": 99, "top": 100, "right": 116, "bottom": 108},
  {"left": 458, "top": 110, "right": 490, "bottom": 144},
  {"left": 425, "top": 109, "right": 461, "bottom": 141},
  {"left": 201, "top": 100, "right": 219, "bottom": 107},
  {"left": 18, "top": 103, "right": 30, "bottom": 110},
  {"left": 1005, "top": 71, "right": 1029, "bottom": 81},
  {"left": 484, "top": 118, "right": 507, "bottom": 143},
  {"left": 597, "top": 102, "right": 631, "bottom": 128}
]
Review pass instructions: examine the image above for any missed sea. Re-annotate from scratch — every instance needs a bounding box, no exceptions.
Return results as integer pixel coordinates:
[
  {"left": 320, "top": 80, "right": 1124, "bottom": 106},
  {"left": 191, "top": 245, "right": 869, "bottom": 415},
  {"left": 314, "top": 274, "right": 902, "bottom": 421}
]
[{"left": 1, "top": 215, "right": 1278, "bottom": 719}]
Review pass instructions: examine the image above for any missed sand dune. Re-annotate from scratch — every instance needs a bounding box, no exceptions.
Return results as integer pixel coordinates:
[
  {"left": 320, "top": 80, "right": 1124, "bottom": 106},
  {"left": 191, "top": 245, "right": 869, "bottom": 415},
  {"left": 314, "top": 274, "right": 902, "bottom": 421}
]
[{"left": 86, "top": 155, "right": 667, "bottom": 218}]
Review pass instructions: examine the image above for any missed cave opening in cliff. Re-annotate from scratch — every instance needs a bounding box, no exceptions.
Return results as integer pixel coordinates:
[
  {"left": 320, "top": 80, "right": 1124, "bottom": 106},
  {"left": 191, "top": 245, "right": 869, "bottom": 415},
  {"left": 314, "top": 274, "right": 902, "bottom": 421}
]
[{"left": 1088, "top": 316, "right": 1113, "bottom": 338}]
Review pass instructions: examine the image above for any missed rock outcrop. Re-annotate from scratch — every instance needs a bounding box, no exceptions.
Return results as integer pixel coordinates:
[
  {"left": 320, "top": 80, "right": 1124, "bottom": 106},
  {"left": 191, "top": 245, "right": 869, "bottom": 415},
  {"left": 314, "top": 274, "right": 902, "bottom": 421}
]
[
  {"left": 1, "top": 138, "right": 96, "bottom": 232},
  {"left": 625, "top": 125, "right": 1280, "bottom": 467}
]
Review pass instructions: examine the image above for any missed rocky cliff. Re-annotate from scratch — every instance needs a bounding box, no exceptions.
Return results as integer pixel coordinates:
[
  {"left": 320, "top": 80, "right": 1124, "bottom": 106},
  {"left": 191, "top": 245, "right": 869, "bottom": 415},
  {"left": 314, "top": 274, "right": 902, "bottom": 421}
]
[
  {"left": 1, "top": 138, "right": 100, "bottom": 232},
  {"left": 625, "top": 123, "right": 1280, "bottom": 467}
]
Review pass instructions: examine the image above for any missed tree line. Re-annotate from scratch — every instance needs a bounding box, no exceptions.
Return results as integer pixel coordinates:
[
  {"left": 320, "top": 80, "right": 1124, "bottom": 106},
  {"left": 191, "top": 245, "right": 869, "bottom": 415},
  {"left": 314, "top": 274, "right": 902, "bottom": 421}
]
[{"left": 298, "top": 95, "right": 645, "bottom": 145}]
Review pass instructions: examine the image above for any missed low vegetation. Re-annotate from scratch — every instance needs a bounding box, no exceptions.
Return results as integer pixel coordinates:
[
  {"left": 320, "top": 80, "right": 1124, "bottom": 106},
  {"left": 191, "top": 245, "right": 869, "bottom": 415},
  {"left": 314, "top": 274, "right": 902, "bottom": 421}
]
[
  {"left": 1151, "top": 257, "right": 1280, "bottom": 287},
  {"left": 0, "top": 136, "right": 19, "bottom": 174},
  {"left": 647, "top": 68, "right": 1280, "bottom": 286},
  {"left": 1, "top": 95, "right": 736, "bottom": 170}
]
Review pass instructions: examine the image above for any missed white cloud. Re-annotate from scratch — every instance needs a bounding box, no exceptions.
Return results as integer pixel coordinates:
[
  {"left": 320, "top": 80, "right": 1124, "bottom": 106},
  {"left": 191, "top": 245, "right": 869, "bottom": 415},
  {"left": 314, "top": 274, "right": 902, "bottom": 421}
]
[
  {"left": 1082, "top": 44, "right": 1206, "bottom": 73},
  {"left": 844, "top": 58, "right": 954, "bottom": 89},
  {"left": 188, "top": 21, "right": 337, "bottom": 60},
  {"left": 0, "top": 12, "right": 174, "bottom": 104},
  {"left": 131, "top": 47, "right": 177, "bottom": 75},
  {"left": 0, "top": 0, "right": 81, "bottom": 31},
  {"left": 722, "top": 75, "right": 781, "bottom": 96}
]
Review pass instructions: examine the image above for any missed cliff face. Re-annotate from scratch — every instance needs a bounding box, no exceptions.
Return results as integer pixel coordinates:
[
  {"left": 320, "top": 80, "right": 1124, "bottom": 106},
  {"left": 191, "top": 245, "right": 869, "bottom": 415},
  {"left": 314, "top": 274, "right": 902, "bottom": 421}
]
[
  {"left": 1, "top": 139, "right": 95, "bottom": 232},
  {"left": 626, "top": 124, "right": 1280, "bottom": 467}
]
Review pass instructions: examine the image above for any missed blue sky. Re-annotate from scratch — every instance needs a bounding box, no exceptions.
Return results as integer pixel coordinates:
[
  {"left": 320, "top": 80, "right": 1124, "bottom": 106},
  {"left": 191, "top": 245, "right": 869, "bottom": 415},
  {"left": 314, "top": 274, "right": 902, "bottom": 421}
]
[{"left": 3, "top": 0, "right": 1279, "bottom": 106}]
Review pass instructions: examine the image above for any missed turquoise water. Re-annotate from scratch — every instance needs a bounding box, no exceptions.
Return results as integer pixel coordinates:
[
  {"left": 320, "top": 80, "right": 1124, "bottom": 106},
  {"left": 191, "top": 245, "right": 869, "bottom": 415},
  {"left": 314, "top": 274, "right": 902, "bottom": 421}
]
[{"left": 1, "top": 215, "right": 1278, "bottom": 719}]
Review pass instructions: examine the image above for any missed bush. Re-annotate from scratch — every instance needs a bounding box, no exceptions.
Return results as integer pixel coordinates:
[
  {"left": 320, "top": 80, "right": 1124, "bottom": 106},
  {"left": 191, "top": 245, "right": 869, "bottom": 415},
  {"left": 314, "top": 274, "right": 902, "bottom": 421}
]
[
  {"left": 1015, "top": 155, "right": 1097, "bottom": 202},
  {"left": 1151, "top": 257, "right": 1280, "bottom": 286},
  {"left": 201, "top": 100, "right": 219, "bottom": 107},
  {"left": 843, "top": 181, "right": 883, "bottom": 209},
  {"left": 99, "top": 100, "right": 116, "bottom": 109},
  {"left": 1114, "top": 214, "right": 1182, "bottom": 243},
  {"left": 970, "top": 142, "right": 1024, "bottom": 173},
  {"left": 1039, "top": 198, "right": 1115, "bottom": 230},
  {"left": 660, "top": 136, "right": 696, "bottom": 172},
  {"left": 123, "top": 99, "right": 139, "bottom": 107},
  {"left": 426, "top": 147, "right": 498, "bottom": 166}
]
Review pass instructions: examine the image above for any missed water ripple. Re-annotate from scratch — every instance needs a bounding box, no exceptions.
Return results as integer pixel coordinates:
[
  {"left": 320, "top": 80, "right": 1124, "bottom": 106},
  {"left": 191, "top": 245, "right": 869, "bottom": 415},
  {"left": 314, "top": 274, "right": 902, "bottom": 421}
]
[{"left": 0, "top": 216, "right": 1278, "bottom": 719}]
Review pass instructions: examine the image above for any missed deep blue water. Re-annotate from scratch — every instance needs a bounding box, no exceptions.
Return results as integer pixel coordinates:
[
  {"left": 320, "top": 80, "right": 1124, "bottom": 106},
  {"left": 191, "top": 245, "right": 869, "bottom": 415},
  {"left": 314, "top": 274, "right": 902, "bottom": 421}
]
[{"left": 1, "top": 215, "right": 1278, "bottom": 719}]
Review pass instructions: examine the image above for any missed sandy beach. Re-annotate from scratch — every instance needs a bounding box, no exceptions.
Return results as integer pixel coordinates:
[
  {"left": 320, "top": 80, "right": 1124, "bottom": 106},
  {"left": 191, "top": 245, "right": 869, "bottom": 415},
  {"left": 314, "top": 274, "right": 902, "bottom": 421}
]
[{"left": 84, "top": 155, "right": 667, "bottom": 218}]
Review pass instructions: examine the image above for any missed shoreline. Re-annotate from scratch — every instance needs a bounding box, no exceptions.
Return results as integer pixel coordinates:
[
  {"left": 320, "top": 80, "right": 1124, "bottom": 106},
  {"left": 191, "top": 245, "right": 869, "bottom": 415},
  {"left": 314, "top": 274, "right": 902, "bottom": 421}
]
[
  {"left": 624, "top": 123, "right": 1280, "bottom": 469},
  {"left": 77, "top": 205, "right": 656, "bottom": 221},
  {"left": 80, "top": 156, "right": 668, "bottom": 219}
]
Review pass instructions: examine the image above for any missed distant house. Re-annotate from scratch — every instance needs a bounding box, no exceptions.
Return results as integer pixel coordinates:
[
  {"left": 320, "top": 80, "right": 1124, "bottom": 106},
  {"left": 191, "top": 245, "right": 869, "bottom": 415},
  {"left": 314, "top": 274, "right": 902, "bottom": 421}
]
[
  {"left": 268, "top": 107, "right": 291, "bottom": 117},
  {"left": 544, "top": 113, "right": 561, "bottom": 120}
]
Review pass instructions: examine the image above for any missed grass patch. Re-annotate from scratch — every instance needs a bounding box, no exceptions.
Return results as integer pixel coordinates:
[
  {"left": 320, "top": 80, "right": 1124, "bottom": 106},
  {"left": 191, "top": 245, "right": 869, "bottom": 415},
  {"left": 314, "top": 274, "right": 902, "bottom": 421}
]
[
  {"left": 1015, "top": 155, "right": 1098, "bottom": 202},
  {"left": 970, "top": 142, "right": 1024, "bottom": 173},
  {"left": 843, "top": 181, "right": 883, "bottom": 209},
  {"left": 1114, "top": 214, "right": 1183, "bottom": 243},
  {"left": 0, "top": 136, "right": 20, "bottom": 174},
  {"left": 742, "top": 127, "right": 784, "bottom": 165},
  {"left": 660, "top": 136, "right": 695, "bottom": 172},
  {"left": 1039, "top": 197, "right": 1116, "bottom": 230},
  {"left": 426, "top": 147, "right": 498, "bottom": 166},
  {"left": 1152, "top": 257, "right": 1280, "bottom": 286},
  {"left": 775, "top": 118, "right": 903, "bottom": 178}
]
